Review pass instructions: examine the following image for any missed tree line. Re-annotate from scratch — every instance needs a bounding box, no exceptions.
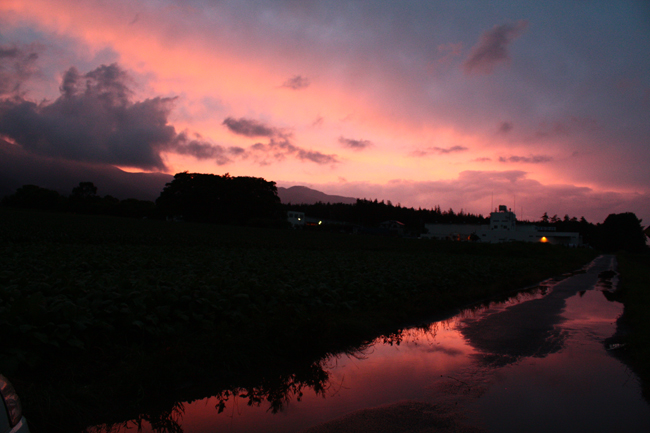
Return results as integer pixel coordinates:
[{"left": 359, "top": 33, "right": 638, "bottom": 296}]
[
  {"left": 1, "top": 182, "right": 156, "bottom": 218},
  {"left": 283, "top": 200, "right": 487, "bottom": 235},
  {"left": 1, "top": 172, "right": 284, "bottom": 226},
  {"left": 1, "top": 172, "right": 647, "bottom": 252}
]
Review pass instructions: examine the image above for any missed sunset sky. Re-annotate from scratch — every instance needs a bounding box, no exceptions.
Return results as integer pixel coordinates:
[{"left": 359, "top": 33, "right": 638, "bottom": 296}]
[{"left": 1, "top": 0, "right": 649, "bottom": 223}]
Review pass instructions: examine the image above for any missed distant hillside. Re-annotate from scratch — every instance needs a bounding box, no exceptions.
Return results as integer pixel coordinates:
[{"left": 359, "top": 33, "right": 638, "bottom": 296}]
[
  {"left": 277, "top": 185, "right": 357, "bottom": 205},
  {"left": 0, "top": 140, "right": 172, "bottom": 201}
]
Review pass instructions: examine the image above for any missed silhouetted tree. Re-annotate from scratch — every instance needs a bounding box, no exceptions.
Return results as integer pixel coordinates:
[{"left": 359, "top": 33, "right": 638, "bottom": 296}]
[
  {"left": 541, "top": 212, "right": 549, "bottom": 224},
  {"left": 596, "top": 212, "right": 647, "bottom": 253},
  {"left": 1, "top": 185, "right": 66, "bottom": 210},
  {"left": 69, "top": 181, "right": 101, "bottom": 213},
  {"left": 71, "top": 182, "right": 98, "bottom": 199},
  {"left": 156, "top": 172, "right": 282, "bottom": 225}
]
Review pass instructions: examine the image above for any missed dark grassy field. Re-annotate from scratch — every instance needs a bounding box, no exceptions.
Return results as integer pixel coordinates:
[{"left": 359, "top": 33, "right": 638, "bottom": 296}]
[
  {"left": 614, "top": 252, "right": 650, "bottom": 401},
  {"left": 0, "top": 207, "right": 600, "bottom": 432}
]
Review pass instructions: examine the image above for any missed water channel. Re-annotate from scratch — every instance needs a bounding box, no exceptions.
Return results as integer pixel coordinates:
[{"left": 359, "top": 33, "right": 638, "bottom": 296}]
[{"left": 100, "top": 255, "right": 650, "bottom": 432}]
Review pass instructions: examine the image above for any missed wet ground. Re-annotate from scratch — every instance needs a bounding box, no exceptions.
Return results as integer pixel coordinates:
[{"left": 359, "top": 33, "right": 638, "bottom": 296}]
[{"left": 102, "top": 255, "right": 650, "bottom": 432}]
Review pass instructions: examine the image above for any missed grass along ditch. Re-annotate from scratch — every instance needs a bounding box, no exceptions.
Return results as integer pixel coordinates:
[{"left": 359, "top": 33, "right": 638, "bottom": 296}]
[
  {"left": 0, "top": 208, "right": 600, "bottom": 432},
  {"left": 612, "top": 252, "right": 650, "bottom": 402}
]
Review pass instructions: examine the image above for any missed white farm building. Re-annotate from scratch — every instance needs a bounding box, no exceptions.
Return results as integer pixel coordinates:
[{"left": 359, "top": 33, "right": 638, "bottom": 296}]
[{"left": 424, "top": 205, "right": 581, "bottom": 245}]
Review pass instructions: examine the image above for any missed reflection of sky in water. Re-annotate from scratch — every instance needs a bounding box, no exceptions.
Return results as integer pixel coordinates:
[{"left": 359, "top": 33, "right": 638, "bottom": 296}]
[
  {"left": 467, "top": 290, "right": 650, "bottom": 433},
  {"left": 109, "top": 258, "right": 650, "bottom": 433},
  {"left": 176, "top": 322, "right": 478, "bottom": 433}
]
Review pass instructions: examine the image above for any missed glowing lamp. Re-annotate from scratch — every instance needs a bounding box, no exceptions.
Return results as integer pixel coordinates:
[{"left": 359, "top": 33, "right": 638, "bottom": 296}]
[{"left": 540, "top": 236, "right": 548, "bottom": 243}]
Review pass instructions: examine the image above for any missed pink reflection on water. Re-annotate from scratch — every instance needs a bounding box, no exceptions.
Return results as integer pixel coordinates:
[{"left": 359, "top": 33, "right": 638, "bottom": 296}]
[
  {"left": 465, "top": 289, "right": 650, "bottom": 433},
  {"left": 175, "top": 321, "right": 478, "bottom": 433}
]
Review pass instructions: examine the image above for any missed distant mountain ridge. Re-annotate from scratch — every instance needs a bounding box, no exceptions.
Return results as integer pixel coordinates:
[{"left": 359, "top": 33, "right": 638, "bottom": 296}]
[
  {"left": 0, "top": 140, "right": 173, "bottom": 201},
  {"left": 277, "top": 186, "right": 357, "bottom": 205}
]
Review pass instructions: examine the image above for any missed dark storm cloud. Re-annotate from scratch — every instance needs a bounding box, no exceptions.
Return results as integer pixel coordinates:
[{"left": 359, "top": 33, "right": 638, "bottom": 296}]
[
  {"left": 411, "top": 145, "right": 468, "bottom": 157},
  {"left": 498, "top": 155, "right": 553, "bottom": 164},
  {"left": 339, "top": 136, "right": 372, "bottom": 150},
  {"left": 463, "top": 21, "right": 528, "bottom": 75},
  {"left": 281, "top": 75, "right": 310, "bottom": 90},
  {"left": 0, "top": 44, "right": 39, "bottom": 97},
  {"left": 0, "top": 63, "right": 228, "bottom": 170}
]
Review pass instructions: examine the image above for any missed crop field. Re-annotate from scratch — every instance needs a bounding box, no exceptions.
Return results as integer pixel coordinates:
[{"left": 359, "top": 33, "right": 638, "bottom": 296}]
[{"left": 0, "top": 207, "right": 599, "bottom": 432}]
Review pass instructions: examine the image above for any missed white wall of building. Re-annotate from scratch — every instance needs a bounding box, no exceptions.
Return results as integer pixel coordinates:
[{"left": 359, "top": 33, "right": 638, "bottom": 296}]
[{"left": 425, "top": 205, "right": 581, "bottom": 245}]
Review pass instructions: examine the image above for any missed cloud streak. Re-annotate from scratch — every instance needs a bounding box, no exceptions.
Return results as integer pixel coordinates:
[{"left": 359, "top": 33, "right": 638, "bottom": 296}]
[
  {"left": 339, "top": 136, "right": 372, "bottom": 150},
  {"left": 222, "top": 117, "right": 280, "bottom": 138},
  {"left": 498, "top": 155, "right": 553, "bottom": 164},
  {"left": 223, "top": 116, "right": 338, "bottom": 165},
  {"left": 250, "top": 139, "right": 338, "bottom": 165},
  {"left": 172, "top": 131, "right": 242, "bottom": 165},
  {"left": 463, "top": 21, "right": 528, "bottom": 74},
  {"left": 281, "top": 75, "right": 310, "bottom": 90},
  {"left": 411, "top": 146, "right": 469, "bottom": 157}
]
